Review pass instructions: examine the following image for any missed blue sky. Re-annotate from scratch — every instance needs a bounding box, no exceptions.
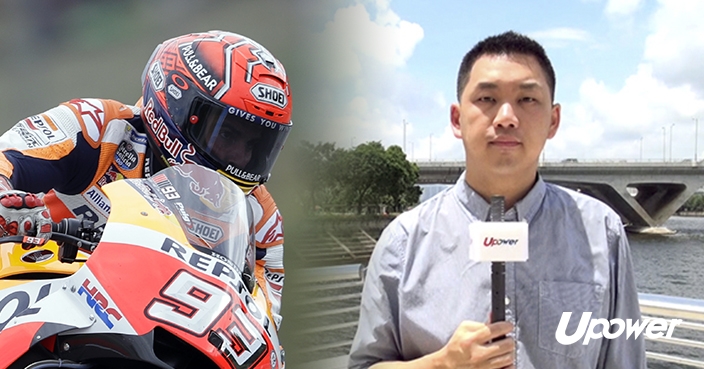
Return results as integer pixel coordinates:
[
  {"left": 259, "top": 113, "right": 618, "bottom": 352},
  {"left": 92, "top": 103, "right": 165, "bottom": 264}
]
[{"left": 311, "top": 0, "right": 704, "bottom": 162}]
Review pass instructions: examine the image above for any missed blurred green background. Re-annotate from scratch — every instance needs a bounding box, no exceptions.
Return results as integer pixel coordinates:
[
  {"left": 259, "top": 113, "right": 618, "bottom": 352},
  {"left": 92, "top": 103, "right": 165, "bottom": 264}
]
[{"left": 0, "top": 0, "right": 354, "bottom": 367}]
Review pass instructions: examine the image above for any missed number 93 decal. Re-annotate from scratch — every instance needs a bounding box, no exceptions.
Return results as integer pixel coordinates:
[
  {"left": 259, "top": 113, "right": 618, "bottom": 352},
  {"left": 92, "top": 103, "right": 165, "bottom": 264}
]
[
  {"left": 145, "top": 269, "right": 270, "bottom": 368},
  {"left": 145, "top": 269, "right": 231, "bottom": 336}
]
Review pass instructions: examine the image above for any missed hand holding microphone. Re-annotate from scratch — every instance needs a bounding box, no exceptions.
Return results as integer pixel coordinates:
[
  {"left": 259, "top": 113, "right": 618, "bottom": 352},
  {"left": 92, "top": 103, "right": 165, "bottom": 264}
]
[
  {"left": 409, "top": 197, "right": 529, "bottom": 369},
  {"left": 470, "top": 196, "right": 529, "bottom": 326}
]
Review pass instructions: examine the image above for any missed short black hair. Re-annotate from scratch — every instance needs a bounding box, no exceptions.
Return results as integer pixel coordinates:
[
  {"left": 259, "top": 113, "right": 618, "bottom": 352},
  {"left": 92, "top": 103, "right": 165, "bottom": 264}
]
[{"left": 456, "top": 31, "right": 556, "bottom": 102}]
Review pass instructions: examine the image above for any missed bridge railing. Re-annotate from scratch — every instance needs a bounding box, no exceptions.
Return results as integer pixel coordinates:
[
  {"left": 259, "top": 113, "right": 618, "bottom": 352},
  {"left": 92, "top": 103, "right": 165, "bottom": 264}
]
[
  {"left": 294, "top": 264, "right": 704, "bottom": 368},
  {"left": 289, "top": 229, "right": 704, "bottom": 367},
  {"left": 639, "top": 293, "right": 704, "bottom": 368},
  {"left": 413, "top": 159, "right": 704, "bottom": 167}
]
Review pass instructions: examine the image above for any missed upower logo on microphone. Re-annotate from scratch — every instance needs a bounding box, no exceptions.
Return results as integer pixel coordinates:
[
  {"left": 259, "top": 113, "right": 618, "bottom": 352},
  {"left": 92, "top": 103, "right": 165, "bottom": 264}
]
[
  {"left": 469, "top": 221, "right": 528, "bottom": 262},
  {"left": 555, "top": 312, "right": 682, "bottom": 345},
  {"left": 483, "top": 237, "right": 519, "bottom": 247}
]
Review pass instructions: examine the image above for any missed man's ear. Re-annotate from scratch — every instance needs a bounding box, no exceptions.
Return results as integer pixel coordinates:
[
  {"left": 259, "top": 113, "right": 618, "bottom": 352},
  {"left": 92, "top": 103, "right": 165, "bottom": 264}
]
[
  {"left": 451, "top": 103, "right": 462, "bottom": 139},
  {"left": 547, "top": 103, "right": 561, "bottom": 139}
]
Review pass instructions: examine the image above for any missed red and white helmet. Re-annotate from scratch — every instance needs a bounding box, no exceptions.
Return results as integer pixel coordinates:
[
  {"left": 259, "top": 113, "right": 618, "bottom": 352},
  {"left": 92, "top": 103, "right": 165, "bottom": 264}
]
[{"left": 141, "top": 30, "right": 292, "bottom": 194}]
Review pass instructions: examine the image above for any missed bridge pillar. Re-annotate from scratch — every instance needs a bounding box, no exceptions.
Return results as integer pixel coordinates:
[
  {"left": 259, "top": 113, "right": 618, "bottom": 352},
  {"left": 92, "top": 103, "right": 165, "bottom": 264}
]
[
  {"left": 416, "top": 162, "right": 704, "bottom": 233},
  {"left": 546, "top": 177, "right": 694, "bottom": 233}
]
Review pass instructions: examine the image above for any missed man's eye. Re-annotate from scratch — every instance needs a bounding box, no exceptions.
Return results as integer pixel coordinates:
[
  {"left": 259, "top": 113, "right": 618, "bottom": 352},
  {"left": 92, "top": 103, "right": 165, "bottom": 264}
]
[
  {"left": 520, "top": 97, "right": 537, "bottom": 103},
  {"left": 477, "top": 96, "right": 495, "bottom": 103}
]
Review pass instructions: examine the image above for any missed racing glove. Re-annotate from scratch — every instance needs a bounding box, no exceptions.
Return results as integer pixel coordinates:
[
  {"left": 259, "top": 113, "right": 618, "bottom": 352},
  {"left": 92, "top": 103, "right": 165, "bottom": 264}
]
[{"left": 0, "top": 190, "right": 52, "bottom": 249}]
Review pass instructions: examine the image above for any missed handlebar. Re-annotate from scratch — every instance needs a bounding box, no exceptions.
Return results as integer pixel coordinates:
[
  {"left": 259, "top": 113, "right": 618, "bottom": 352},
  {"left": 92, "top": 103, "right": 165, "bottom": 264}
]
[
  {"left": 0, "top": 218, "right": 102, "bottom": 263},
  {"left": 52, "top": 219, "right": 102, "bottom": 263}
]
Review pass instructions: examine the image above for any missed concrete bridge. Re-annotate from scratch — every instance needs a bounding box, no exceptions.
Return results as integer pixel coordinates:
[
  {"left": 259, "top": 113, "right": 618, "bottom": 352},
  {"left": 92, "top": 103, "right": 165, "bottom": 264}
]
[{"left": 416, "top": 160, "right": 704, "bottom": 232}]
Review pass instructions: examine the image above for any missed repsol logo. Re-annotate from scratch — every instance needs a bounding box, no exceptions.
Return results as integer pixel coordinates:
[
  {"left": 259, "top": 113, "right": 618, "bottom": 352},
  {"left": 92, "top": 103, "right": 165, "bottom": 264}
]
[
  {"left": 251, "top": 83, "right": 287, "bottom": 109},
  {"left": 483, "top": 237, "right": 519, "bottom": 247},
  {"left": 0, "top": 283, "right": 51, "bottom": 331}
]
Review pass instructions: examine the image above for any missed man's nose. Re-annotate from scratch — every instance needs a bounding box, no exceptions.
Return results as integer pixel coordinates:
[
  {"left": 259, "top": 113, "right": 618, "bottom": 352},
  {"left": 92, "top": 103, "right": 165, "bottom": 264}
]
[{"left": 493, "top": 102, "right": 518, "bottom": 129}]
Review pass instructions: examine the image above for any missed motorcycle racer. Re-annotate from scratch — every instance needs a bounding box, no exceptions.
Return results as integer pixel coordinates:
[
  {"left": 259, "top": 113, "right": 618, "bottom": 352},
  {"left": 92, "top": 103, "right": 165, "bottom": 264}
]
[{"left": 0, "top": 30, "right": 291, "bottom": 329}]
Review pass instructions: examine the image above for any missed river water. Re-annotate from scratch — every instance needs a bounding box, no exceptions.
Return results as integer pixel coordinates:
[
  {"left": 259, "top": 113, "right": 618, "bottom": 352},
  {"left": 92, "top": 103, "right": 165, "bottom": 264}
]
[
  {"left": 631, "top": 216, "right": 704, "bottom": 300},
  {"left": 630, "top": 216, "right": 704, "bottom": 367}
]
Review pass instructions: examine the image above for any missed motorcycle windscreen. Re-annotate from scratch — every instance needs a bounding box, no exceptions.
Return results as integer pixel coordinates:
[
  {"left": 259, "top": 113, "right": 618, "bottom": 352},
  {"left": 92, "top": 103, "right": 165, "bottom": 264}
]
[{"left": 144, "top": 164, "right": 255, "bottom": 277}]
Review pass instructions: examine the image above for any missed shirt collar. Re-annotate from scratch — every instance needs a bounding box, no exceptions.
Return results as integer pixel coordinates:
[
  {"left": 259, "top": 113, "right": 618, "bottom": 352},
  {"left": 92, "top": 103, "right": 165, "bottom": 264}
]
[{"left": 453, "top": 171, "right": 546, "bottom": 222}]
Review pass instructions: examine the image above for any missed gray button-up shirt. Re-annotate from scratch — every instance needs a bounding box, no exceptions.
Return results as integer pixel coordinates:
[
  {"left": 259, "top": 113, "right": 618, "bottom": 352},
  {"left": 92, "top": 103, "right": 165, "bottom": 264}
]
[{"left": 349, "top": 173, "right": 646, "bottom": 369}]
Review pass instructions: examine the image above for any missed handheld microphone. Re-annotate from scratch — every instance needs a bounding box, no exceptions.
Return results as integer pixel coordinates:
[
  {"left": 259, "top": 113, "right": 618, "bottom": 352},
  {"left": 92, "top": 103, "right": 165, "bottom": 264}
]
[
  {"left": 469, "top": 196, "right": 529, "bottom": 329},
  {"left": 489, "top": 196, "right": 506, "bottom": 323}
]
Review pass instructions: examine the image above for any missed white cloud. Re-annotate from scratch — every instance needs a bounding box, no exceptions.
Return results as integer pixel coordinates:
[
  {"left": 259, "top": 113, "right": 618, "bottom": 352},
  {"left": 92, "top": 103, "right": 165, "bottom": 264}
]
[
  {"left": 528, "top": 27, "right": 593, "bottom": 49},
  {"left": 430, "top": 124, "right": 465, "bottom": 162},
  {"left": 405, "top": 123, "right": 463, "bottom": 162},
  {"left": 605, "top": 0, "right": 643, "bottom": 17},
  {"left": 548, "top": 64, "right": 704, "bottom": 161},
  {"left": 318, "top": 2, "right": 423, "bottom": 69},
  {"left": 643, "top": 0, "right": 704, "bottom": 95},
  {"left": 309, "top": 0, "right": 425, "bottom": 147},
  {"left": 544, "top": 0, "right": 704, "bottom": 162},
  {"left": 314, "top": 0, "right": 701, "bottom": 165},
  {"left": 433, "top": 91, "right": 448, "bottom": 111},
  {"left": 348, "top": 96, "right": 369, "bottom": 114},
  {"left": 529, "top": 28, "right": 592, "bottom": 43}
]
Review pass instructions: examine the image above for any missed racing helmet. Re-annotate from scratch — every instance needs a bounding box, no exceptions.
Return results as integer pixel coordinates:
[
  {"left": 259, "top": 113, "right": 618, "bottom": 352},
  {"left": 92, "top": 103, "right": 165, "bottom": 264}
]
[{"left": 140, "top": 30, "right": 293, "bottom": 194}]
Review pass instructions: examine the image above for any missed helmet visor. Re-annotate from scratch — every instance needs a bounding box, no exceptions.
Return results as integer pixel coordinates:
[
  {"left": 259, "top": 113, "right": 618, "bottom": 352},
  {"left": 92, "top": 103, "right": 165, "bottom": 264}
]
[{"left": 181, "top": 96, "right": 291, "bottom": 184}]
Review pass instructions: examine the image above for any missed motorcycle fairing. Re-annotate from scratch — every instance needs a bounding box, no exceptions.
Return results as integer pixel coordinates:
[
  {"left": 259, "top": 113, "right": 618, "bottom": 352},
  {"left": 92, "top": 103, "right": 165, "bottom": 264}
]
[
  {"left": 0, "top": 278, "right": 97, "bottom": 365},
  {"left": 55, "top": 330, "right": 173, "bottom": 369},
  {"left": 0, "top": 167, "right": 282, "bottom": 368},
  {"left": 0, "top": 240, "right": 89, "bottom": 279},
  {"left": 93, "top": 174, "right": 282, "bottom": 368},
  {"left": 89, "top": 223, "right": 281, "bottom": 368}
]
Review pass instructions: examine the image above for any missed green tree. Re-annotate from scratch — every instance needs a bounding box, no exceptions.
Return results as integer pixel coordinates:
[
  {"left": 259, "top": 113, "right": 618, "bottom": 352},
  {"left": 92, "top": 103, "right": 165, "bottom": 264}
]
[
  {"left": 381, "top": 145, "right": 420, "bottom": 212},
  {"left": 294, "top": 140, "right": 422, "bottom": 214},
  {"left": 294, "top": 141, "right": 345, "bottom": 213},
  {"left": 334, "top": 142, "right": 421, "bottom": 214},
  {"left": 338, "top": 142, "right": 388, "bottom": 214},
  {"left": 679, "top": 192, "right": 704, "bottom": 213}
]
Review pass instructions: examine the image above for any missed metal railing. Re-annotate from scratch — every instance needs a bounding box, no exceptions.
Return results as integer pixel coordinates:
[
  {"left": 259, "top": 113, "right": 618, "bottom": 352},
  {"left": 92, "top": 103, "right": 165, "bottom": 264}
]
[
  {"left": 291, "top": 264, "right": 364, "bottom": 368},
  {"left": 414, "top": 159, "right": 704, "bottom": 166},
  {"left": 294, "top": 265, "right": 704, "bottom": 368},
  {"left": 289, "top": 229, "right": 704, "bottom": 367},
  {"left": 640, "top": 293, "right": 704, "bottom": 367}
]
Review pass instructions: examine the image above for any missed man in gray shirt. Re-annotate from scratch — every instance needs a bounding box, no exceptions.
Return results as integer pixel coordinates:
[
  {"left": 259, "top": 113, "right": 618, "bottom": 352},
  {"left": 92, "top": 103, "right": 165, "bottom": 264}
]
[{"left": 348, "top": 31, "right": 646, "bottom": 369}]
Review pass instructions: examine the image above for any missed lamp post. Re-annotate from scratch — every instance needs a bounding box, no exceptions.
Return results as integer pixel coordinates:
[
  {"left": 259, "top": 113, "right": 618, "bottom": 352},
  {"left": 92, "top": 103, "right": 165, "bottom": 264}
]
[
  {"left": 695, "top": 118, "right": 699, "bottom": 163},
  {"left": 429, "top": 133, "right": 433, "bottom": 162},
  {"left": 403, "top": 119, "right": 408, "bottom": 153},
  {"left": 640, "top": 136, "right": 643, "bottom": 162},
  {"left": 670, "top": 123, "right": 675, "bottom": 162},
  {"left": 662, "top": 126, "right": 666, "bottom": 162}
]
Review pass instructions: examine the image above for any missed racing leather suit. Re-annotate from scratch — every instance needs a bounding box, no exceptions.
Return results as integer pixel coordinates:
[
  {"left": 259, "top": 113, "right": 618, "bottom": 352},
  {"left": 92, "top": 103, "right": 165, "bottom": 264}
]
[{"left": 0, "top": 98, "right": 285, "bottom": 327}]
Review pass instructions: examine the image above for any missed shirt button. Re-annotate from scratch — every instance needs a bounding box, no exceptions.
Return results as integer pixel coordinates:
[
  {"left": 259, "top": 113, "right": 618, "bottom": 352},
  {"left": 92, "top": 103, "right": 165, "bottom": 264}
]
[{"left": 505, "top": 297, "right": 511, "bottom": 305}]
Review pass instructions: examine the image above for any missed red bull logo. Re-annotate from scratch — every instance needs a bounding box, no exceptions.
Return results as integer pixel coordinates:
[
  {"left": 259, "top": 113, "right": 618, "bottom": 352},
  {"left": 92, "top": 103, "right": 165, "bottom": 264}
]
[
  {"left": 143, "top": 98, "right": 197, "bottom": 165},
  {"left": 173, "top": 165, "right": 226, "bottom": 208}
]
